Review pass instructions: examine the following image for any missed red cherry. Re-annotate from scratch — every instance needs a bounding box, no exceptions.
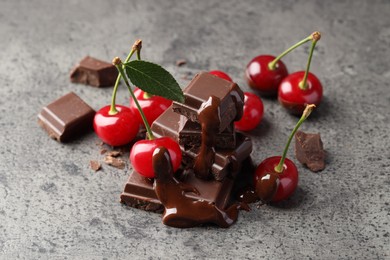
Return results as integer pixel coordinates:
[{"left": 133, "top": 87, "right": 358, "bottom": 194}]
[
  {"left": 93, "top": 105, "right": 140, "bottom": 146},
  {"left": 245, "top": 55, "right": 288, "bottom": 96},
  {"left": 130, "top": 137, "right": 182, "bottom": 178},
  {"left": 254, "top": 156, "right": 298, "bottom": 202},
  {"left": 278, "top": 71, "right": 323, "bottom": 115},
  {"left": 209, "top": 70, "right": 233, "bottom": 82},
  {"left": 130, "top": 88, "right": 172, "bottom": 127},
  {"left": 234, "top": 92, "right": 264, "bottom": 131}
]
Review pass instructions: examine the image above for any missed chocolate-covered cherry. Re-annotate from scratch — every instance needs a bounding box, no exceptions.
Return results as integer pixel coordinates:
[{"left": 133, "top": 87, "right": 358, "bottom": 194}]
[
  {"left": 245, "top": 32, "right": 318, "bottom": 96},
  {"left": 234, "top": 92, "right": 264, "bottom": 131},
  {"left": 130, "top": 137, "right": 182, "bottom": 178},
  {"left": 93, "top": 105, "right": 140, "bottom": 146},
  {"left": 209, "top": 70, "right": 233, "bottom": 82},
  {"left": 254, "top": 104, "right": 315, "bottom": 202},
  {"left": 278, "top": 32, "right": 322, "bottom": 115},
  {"left": 130, "top": 88, "right": 172, "bottom": 127}
]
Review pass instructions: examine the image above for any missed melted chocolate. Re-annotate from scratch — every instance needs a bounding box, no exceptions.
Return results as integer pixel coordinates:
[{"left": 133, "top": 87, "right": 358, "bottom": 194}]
[
  {"left": 255, "top": 172, "right": 280, "bottom": 202},
  {"left": 153, "top": 147, "right": 240, "bottom": 228},
  {"left": 194, "top": 96, "right": 220, "bottom": 179}
]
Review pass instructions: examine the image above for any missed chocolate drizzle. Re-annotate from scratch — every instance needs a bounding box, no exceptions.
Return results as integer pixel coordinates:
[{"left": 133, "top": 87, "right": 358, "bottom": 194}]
[
  {"left": 194, "top": 96, "right": 221, "bottom": 179},
  {"left": 255, "top": 172, "right": 280, "bottom": 202},
  {"left": 153, "top": 146, "right": 240, "bottom": 228}
]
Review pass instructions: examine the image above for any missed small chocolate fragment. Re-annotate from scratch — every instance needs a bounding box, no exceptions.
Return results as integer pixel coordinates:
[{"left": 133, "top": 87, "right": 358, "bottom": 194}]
[
  {"left": 179, "top": 115, "right": 236, "bottom": 150},
  {"left": 172, "top": 72, "right": 244, "bottom": 132},
  {"left": 106, "top": 150, "right": 122, "bottom": 157},
  {"left": 38, "top": 92, "right": 95, "bottom": 142},
  {"left": 176, "top": 59, "right": 187, "bottom": 67},
  {"left": 104, "top": 156, "right": 126, "bottom": 169},
  {"left": 70, "top": 56, "right": 118, "bottom": 87},
  {"left": 295, "top": 131, "right": 325, "bottom": 172},
  {"left": 90, "top": 160, "right": 101, "bottom": 172}
]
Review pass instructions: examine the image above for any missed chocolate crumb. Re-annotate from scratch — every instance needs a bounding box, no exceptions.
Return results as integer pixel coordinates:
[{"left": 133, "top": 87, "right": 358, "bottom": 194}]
[
  {"left": 295, "top": 131, "right": 325, "bottom": 172},
  {"left": 100, "top": 149, "right": 107, "bottom": 155},
  {"left": 176, "top": 59, "right": 187, "bottom": 67},
  {"left": 90, "top": 160, "right": 101, "bottom": 172},
  {"left": 106, "top": 150, "right": 122, "bottom": 157},
  {"left": 104, "top": 156, "right": 126, "bottom": 169}
]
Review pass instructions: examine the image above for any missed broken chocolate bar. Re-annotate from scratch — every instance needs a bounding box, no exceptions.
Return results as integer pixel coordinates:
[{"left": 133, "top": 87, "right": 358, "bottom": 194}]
[
  {"left": 38, "top": 92, "right": 95, "bottom": 142},
  {"left": 295, "top": 131, "right": 325, "bottom": 172},
  {"left": 172, "top": 72, "right": 244, "bottom": 132},
  {"left": 70, "top": 56, "right": 118, "bottom": 87},
  {"left": 151, "top": 106, "right": 252, "bottom": 181},
  {"left": 121, "top": 166, "right": 235, "bottom": 213}
]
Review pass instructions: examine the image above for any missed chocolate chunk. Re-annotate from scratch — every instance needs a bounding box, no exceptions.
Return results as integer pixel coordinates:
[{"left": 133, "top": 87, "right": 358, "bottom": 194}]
[
  {"left": 70, "top": 56, "right": 118, "bottom": 87},
  {"left": 295, "top": 131, "right": 325, "bottom": 172},
  {"left": 179, "top": 115, "right": 236, "bottom": 150},
  {"left": 172, "top": 72, "right": 244, "bottom": 132},
  {"left": 90, "top": 160, "right": 101, "bottom": 172},
  {"left": 38, "top": 92, "right": 95, "bottom": 142},
  {"left": 151, "top": 107, "right": 252, "bottom": 181}
]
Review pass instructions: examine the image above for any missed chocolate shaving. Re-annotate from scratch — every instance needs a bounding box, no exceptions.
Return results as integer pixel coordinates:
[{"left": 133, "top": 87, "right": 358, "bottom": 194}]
[
  {"left": 106, "top": 150, "right": 122, "bottom": 157},
  {"left": 176, "top": 59, "right": 187, "bottom": 67},
  {"left": 90, "top": 160, "right": 101, "bottom": 172},
  {"left": 104, "top": 156, "right": 126, "bottom": 169}
]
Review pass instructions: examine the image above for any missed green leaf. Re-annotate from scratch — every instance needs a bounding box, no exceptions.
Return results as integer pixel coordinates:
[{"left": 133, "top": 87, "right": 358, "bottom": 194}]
[{"left": 124, "top": 60, "right": 184, "bottom": 103}]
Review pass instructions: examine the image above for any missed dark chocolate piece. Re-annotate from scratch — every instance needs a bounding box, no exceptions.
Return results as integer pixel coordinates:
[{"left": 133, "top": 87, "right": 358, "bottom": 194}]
[
  {"left": 152, "top": 147, "right": 240, "bottom": 228},
  {"left": 172, "top": 72, "right": 244, "bottom": 132},
  {"left": 179, "top": 115, "right": 235, "bottom": 149},
  {"left": 70, "top": 56, "right": 118, "bottom": 87},
  {"left": 38, "top": 92, "right": 95, "bottom": 142},
  {"left": 151, "top": 107, "right": 252, "bottom": 181},
  {"left": 295, "top": 131, "right": 325, "bottom": 172},
  {"left": 120, "top": 167, "right": 235, "bottom": 214}
]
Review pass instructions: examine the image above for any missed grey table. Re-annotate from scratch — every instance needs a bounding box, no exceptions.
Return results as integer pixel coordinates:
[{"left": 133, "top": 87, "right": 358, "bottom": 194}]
[{"left": 0, "top": 0, "right": 389, "bottom": 259}]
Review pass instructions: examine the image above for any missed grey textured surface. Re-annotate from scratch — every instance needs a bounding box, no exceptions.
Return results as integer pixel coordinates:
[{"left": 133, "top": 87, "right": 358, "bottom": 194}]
[{"left": 0, "top": 0, "right": 389, "bottom": 259}]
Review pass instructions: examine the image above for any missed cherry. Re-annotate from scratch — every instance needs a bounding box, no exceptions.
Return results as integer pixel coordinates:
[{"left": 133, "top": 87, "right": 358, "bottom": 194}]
[
  {"left": 130, "top": 137, "right": 182, "bottom": 178},
  {"left": 130, "top": 88, "right": 172, "bottom": 127},
  {"left": 245, "top": 55, "right": 288, "bottom": 96},
  {"left": 278, "top": 32, "right": 322, "bottom": 115},
  {"left": 113, "top": 57, "right": 182, "bottom": 178},
  {"left": 234, "top": 92, "right": 264, "bottom": 131},
  {"left": 278, "top": 71, "right": 323, "bottom": 115},
  {"left": 254, "top": 104, "right": 316, "bottom": 203},
  {"left": 209, "top": 70, "right": 233, "bottom": 82},
  {"left": 93, "top": 105, "right": 140, "bottom": 146}
]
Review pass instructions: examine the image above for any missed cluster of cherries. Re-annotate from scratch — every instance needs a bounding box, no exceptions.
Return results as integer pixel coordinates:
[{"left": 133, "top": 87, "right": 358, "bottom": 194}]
[{"left": 93, "top": 32, "right": 322, "bottom": 204}]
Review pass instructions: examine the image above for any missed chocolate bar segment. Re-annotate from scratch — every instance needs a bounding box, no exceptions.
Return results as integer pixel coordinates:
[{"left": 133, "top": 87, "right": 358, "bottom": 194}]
[
  {"left": 120, "top": 168, "right": 235, "bottom": 211},
  {"left": 151, "top": 107, "right": 252, "bottom": 181},
  {"left": 172, "top": 72, "right": 244, "bottom": 132},
  {"left": 70, "top": 56, "right": 118, "bottom": 87},
  {"left": 179, "top": 112, "right": 236, "bottom": 150},
  {"left": 38, "top": 92, "right": 95, "bottom": 142}
]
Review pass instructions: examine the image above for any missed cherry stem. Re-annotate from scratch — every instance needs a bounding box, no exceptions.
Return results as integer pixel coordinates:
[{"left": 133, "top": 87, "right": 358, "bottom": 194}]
[
  {"left": 113, "top": 59, "right": 154, "bottom": 140},
  {"left": 299, "top": 32, "right": 320, "bottom": 90},
  {"left": 268, "top": 35, "right": 312, "bottom": 71},
  {"left": 274, "top": 104, "right": 316, "bottom": 173},
  {"left": 109, "top": 49, "right": 136, "bottom": 115}
]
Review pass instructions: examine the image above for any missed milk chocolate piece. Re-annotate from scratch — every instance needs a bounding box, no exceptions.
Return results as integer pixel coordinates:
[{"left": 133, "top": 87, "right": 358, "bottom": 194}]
[
  {"left": 172, "top": 72, "right": 244, "bottom": 132},
  {"left": 120, "top": 166, "right": 235, "bottom": 213},
  {"left": 70, "top": 56, "right": 118, "bottom": 87},
  {"left": 38, "top": 92, "right": 95, "bottom": 142},
  {"left": 295, "top": 131, "right": 325, "bottom": 172},
  {"left": 151, "top": 107, "right": 252, "bottom": 180},
  {"left": 179, "top": 116, "right": 236, "bottom": 150}
]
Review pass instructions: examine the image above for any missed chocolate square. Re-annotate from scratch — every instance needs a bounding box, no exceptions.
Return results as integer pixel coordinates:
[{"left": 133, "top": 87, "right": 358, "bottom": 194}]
[
  {"left": 70, "top": 56, "right": 118, "bottom": 87},
  {"left": 38, "top": 92, "right": 95, "bottom": 142},
  {"left": 172, "top": 72, "right": 244, "bottom": 132}
]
